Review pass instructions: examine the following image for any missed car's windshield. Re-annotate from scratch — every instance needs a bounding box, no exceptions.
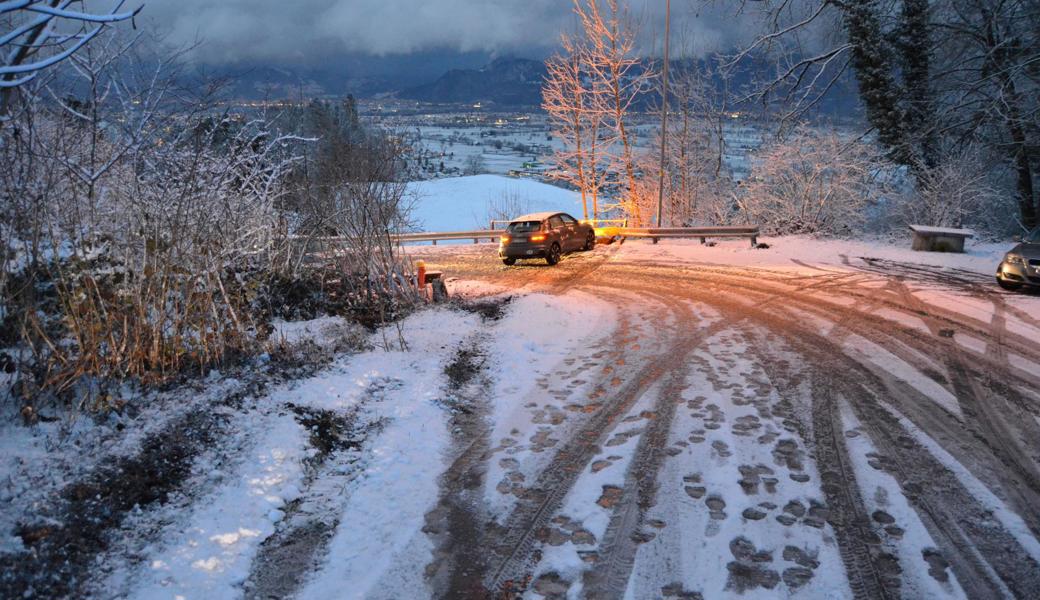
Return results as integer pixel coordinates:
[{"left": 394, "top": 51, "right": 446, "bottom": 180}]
[
  {"left": 1027, "top": 227, "right": 1040, "bottom": 244},
  {"left": 508, "top": 221, "right": 541, "bottom": 233}
]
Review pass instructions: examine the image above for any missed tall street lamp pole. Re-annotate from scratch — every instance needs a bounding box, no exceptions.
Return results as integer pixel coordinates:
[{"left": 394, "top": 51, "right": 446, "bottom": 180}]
[{"left": 656, "top": 0, "right": 671, "bottom": 227}]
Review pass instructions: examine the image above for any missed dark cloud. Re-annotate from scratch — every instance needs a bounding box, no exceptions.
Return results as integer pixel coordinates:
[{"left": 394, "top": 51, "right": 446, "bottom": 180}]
[{"left": 140, "top": 0, "right": 755, "bottom": 65}]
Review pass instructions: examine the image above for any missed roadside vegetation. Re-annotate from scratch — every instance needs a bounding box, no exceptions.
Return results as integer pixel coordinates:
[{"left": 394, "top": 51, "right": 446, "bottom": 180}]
[{"left": 0, "top": 8, "right": 418, "bottom": 418}]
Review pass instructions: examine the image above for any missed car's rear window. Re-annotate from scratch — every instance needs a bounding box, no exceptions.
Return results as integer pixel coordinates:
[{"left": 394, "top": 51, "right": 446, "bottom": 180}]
[
  {"left": 1028, "top": 227, "right": 1040, "bottom": 243},
  {"left": 508, "top": 221, "right": 542, "bottom": 233}
]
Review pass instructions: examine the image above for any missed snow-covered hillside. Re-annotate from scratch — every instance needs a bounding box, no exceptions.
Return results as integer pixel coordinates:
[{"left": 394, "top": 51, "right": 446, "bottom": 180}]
[{"left": 406, "top": 175, "right": 584, "bottom": 232}]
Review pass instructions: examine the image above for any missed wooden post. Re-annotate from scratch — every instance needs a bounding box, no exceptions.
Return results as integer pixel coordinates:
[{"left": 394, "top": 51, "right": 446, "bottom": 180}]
[
  {"left": 416, "top": 260, "right": 426, "bottom": 293},
  {"left": 431, "top": 279, "right": 449, "bottom": 303}
]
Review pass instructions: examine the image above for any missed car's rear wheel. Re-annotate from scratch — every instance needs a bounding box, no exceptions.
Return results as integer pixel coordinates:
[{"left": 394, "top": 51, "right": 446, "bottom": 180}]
[
  {"left": 545, "top": 243, "right": 561, "bottom": 266},
  {"left": 502, "top": 257, "right": 516, "bottom": 266},
  {"left": 997, "top": 277, "right": 1022, "bottom": 291},
  {"left": 583, "top": 230, "right": 596, "bottom": 251}
]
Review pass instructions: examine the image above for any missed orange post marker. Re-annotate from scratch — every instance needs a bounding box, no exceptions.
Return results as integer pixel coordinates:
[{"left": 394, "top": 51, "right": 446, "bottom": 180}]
[{"left": 416, "top": 260, "right": 426, "bottom": 294}]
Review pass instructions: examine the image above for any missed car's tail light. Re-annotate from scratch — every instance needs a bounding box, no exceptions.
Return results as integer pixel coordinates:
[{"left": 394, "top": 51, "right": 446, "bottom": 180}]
[
  {"left": 500, "top": 235, "right": 510, "bottom": 243},
  {"left": 530, "top": 234, "right": 546, "bottom": 242}
]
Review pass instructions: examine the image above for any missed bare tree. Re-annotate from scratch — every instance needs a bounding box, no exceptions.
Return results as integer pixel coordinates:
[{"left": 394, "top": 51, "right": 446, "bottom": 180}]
[
  {"left": 1, "top": 0, "right": 143, "bottom": 117},
  {"left": 931, "top": 0, "right": 1040, "bottom": 229},
  {"left": 462, "top": 152, "right": 487, "bottom": 176},
  {"left": 644, "top": 55, "right": 735, "bottom": 226},
  {"left": 573, "top": 0, "right": 656, "bottom": 224},
  {"left": 543, "top": 34, "right": 601, "bottom": 220}
]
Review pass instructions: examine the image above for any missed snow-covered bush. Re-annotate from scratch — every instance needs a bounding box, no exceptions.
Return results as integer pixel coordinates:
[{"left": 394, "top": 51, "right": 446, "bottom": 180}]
[
  {"left": 13, "top": 115, "right": 299, "bottom": 408},
  {"left": 894, "top": 146, "right": 1008, "bottom": 232},
  {"left": 0, "top": 33, "right": 301, "bottom": 410},
  {"left": 0, "top": 29, "right": 429, "bottom": 413},
  {"left": 738, "top": 127, "right": 891, "bottom": 236}
]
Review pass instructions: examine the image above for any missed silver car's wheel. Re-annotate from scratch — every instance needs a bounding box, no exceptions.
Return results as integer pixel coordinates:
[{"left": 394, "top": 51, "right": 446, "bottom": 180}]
[{"left": 997, "top": 277, "right": 1022, "bottom": 291}]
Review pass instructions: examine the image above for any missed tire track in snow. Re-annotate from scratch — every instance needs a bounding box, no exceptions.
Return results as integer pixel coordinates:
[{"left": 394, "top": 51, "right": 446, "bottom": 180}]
[
  {"left": 482, "top": 290, "right": 728, "bottom": 596},
  {"left": 610, "top": 268, "right": 1040, "bottom": 598},
  {"left": 580, "top": 293, "right": 702, "bottom": 599},
  {"left": 428, "top": 246, "right": 1040, "bottom": 597},
  {"left": 739, "top": 326, "right": 895, "bottom": 600}
]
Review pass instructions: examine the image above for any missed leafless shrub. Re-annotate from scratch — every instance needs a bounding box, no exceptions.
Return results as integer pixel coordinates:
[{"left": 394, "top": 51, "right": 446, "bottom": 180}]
[
  {"left": 0, "top": 30, "right": 306, "bottom": 410},
  {"left": 280, "top": 103, "right": 419, "bottom": 330},
  {"left": 483, "top": 189, "right": 533, "bottom": 227},
  {"left": 738, "top": 127, "right": 891, "bottom": 236},
  {"left": 895, "top": 146, "right": 1008, "bottom": 232}
]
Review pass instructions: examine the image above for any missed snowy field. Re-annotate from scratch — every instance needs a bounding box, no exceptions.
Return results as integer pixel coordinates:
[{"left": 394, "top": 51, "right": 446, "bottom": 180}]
[{"left": 399, "top": 116, "right": 764, "bottom": 184}]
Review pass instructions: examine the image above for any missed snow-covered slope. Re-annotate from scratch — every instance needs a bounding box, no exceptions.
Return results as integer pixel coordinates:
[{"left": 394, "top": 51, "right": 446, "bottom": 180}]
[{"left": 406, "top": 175, "right": 584, "bottom": 232}]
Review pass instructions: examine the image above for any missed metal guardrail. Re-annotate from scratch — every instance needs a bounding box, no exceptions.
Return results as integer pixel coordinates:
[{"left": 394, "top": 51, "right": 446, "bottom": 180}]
[
  {"left": 618, "top": 226, "right": 760, "bottom": 247},
  {"left": 292, "top": 224, "right": 760, "bottom": 248},
  {"left": 287, "top": 232, "right": 501, "bottom": 250},
  {"left": 394, "top": 230, "right": 500, "bottom": 245}
]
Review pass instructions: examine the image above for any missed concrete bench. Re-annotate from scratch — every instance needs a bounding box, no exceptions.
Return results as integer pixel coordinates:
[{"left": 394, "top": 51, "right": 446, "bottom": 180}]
[{"left": 909, "top": 225, "right": 974, "bottom": 253}]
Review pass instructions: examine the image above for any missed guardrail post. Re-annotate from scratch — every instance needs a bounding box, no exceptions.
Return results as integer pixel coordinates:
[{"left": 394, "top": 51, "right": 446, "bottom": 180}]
[{"left": 750, "top": 235, "right": 757, "bottom": 248}]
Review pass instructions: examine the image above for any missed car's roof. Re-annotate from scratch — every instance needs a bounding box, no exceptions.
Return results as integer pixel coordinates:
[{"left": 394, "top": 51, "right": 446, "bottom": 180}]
[{"left": 511, "top": 211, "right": 566, "bottom": 222}]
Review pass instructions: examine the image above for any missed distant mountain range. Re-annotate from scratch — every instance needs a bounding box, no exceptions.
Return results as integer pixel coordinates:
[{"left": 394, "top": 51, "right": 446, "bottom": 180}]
[
  {"left": 398, "top": 56, "right": 860, "bottom": 117},
  {"left": 211, "top": 54, "right": 859, "bottom": 118},
  {"left": 399, "top": 57, "right": 546, "bottom": 105}
]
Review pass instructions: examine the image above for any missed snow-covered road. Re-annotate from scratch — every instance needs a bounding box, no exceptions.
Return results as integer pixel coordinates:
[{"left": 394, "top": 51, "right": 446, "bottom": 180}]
[
  {"left": 4, "top": 237, "right": 1040, "bottom": 599},
  {"left": 405, "top": 239, "right": 1040, "bottom": 599}
]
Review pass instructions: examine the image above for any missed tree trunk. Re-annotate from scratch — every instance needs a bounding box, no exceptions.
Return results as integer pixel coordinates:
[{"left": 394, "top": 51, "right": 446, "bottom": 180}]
[
  {"left": 897, "top": 0, "right": 938, "bottom": 170},
  {"left": 1006, "top": 104, "right": 1038, "bottom": 229},
  {"left": 842, "top": 0, "right": 908, "bottom": 165}
]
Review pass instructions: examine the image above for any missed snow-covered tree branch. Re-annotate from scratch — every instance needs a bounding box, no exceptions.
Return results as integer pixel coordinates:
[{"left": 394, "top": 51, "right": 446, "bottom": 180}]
[{"left": 1, "top": 0, "right": 143, "bottom": 116}]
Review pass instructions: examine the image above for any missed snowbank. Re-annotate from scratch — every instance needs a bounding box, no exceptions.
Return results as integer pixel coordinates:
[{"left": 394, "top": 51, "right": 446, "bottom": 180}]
[{"left": 618, "top": 234, "right": 1011, "bottom": 276}]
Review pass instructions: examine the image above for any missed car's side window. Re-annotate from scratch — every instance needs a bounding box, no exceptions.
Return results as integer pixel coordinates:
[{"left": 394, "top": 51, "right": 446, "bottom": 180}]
[
  {"left": 549, "top": 216, "right": 565, "bottom": 229},
  {"left": 560, "top": 214, "right": 577, "bottom": 225}
]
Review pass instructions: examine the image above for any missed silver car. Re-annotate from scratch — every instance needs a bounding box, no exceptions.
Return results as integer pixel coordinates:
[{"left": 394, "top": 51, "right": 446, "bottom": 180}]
[{"left": 996, "top": 227, "right": 1040, "bottom": 291}]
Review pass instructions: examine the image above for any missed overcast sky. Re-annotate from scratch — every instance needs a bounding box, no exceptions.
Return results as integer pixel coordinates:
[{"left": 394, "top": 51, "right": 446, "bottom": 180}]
[{"left": 140, "top": 1, "right": 755, "bottom": 66}]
